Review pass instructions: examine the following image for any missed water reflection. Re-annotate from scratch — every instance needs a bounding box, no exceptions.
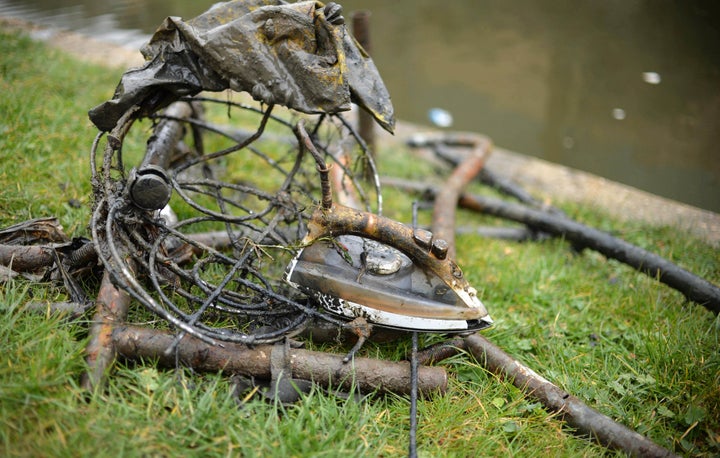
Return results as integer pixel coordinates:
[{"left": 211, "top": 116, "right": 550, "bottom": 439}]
[
  {"left": 1, "top": 0, "right": 718, "bottom": 211},
  {"left": 340, "top": 0, "right": 720, "bottom": 212}
]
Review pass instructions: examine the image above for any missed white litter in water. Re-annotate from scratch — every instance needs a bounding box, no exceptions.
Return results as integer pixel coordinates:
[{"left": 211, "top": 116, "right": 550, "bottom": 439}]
[
  {"left": 612, "top": 108, "right": 626, "bottom": 120},
  {"left": 428, "top": 108, "right": 453, "bottom": 128},
  {"left": 642, "top": 72, "right": 662, "bottom": 84}
]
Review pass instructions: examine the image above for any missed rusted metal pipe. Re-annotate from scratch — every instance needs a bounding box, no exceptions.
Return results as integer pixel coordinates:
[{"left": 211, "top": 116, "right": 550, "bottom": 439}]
[
  {"left": 128, "top": 101, "right": 195, "bottom": 210},
  {"left": 141, "top": 101, "right": 195, "bottom": 169},
  {"left": 112, "top": 325, "right": 448, "bottom": 396}
]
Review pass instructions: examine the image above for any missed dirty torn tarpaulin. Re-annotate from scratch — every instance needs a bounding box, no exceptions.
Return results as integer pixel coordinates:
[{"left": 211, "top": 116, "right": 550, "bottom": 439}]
[{"left": 88, "top": 0, "right": 395, "bottom": 133}]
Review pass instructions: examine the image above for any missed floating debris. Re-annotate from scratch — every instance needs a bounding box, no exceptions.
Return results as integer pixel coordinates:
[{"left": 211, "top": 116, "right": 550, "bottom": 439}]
[
  {"left": 642, "top": 71, "right": 662, "bottom": 85},
  {"left": 612, "top": 108, "right": 626, "bottom": 120},
  {"left": 428, "top": 107, "right": 453, "bottom": 128}
]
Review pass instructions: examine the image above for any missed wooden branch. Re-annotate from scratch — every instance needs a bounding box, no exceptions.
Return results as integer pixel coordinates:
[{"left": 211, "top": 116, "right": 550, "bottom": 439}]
[
  {"left": 382, "top": 176, "right": 720, "bottom": 314},
  {"left": 458, "top": 193, "right": 720, "bottom": 313},
  {"left": 0, "top": 244, "right": 55, "bottom": 272},
  {"left": 431, "top": 133, "right": 492, "bottom": 259},
  {"left": 112, "top": 325, "right": 448, "bottom": 396},
  {"left": 80, "top": 268, "right": 133, "bottom": 390},
  {"left": 414, "top": 337, "right": 465, "bottom": 366},
  {"left": 414, "top": 333, "right": 675, "bottom": 455},
  {"left": 464, "top": 333, "right": 677, "bottom": 457}
]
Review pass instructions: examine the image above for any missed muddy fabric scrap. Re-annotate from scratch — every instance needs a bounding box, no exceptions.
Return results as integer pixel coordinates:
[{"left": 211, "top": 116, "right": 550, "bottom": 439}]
[{"left": 89, "top": 0, "right": 394, "bottom": 133}]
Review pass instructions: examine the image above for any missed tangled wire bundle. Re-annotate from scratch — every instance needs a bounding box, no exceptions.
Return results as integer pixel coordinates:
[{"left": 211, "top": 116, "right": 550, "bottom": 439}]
[{"left": 89, "top": 96, "right": 379, "bottom": 347}]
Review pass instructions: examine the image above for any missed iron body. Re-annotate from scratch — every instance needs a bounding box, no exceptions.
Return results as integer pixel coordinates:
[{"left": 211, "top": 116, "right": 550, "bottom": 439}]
[{"left": 286, "top": 235, "right": 493, "bottom": 332}]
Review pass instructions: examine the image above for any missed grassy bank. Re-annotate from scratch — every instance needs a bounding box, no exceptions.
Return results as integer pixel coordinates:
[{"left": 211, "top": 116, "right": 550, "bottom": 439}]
[{"left": 1, "top": 28, "right": 719, "bottom": 457}]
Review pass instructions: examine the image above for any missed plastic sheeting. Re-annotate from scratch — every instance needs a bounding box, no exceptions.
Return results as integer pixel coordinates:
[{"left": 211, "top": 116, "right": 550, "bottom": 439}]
[{"left": 89, "top": 0, "right": 395, "bottom": 133}]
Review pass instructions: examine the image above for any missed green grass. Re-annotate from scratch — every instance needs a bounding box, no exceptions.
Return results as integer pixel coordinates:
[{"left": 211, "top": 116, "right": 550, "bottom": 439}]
[{"left": 1, "top": 28, "right": 720, "bottom": 457}]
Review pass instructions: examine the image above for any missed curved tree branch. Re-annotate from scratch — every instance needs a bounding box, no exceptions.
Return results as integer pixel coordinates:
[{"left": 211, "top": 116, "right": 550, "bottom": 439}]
[
  {"left": 459, "top": 193, "right": 720, "bottom": 314},
  {"left": 464, "top": 333, "right": 677, "bottom": 457}
]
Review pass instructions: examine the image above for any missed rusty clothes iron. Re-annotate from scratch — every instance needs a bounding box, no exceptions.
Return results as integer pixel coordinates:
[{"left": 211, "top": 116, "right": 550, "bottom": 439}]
[
  {"left": 286, "top": 235, "right": 493, "bottom": 332},
  {"left": 88, "top": 0, "right": 394, "bottom": 133},
  {"left": 286, "top": 204, "right": 493, "bottom": 333}
]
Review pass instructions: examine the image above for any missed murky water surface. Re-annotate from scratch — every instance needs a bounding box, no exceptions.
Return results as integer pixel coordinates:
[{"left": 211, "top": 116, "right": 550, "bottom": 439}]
[{"left": 2, "top": 0, "right": 718, "bottom": 212}]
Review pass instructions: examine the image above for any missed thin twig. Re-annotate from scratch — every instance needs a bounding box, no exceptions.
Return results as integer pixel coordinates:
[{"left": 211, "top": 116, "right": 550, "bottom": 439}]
[{"left": 408, "top": 331, "right": 419, "bottom": 458}]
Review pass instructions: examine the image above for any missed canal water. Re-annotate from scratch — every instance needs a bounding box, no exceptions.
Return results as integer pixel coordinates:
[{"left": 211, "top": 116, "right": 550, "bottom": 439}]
[{"left": 2, "top": 0, "right": 718, "bottom": 212}]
